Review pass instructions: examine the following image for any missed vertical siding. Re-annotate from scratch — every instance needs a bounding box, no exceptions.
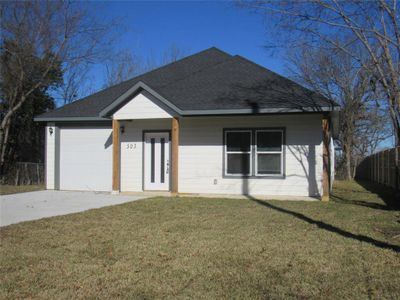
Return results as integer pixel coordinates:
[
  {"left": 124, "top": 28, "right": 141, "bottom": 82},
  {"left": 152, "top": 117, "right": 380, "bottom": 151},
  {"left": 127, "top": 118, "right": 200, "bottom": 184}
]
[
  {"left": 179, "top": 115, "right": 323, "bottom": 197},
  {"left": 45, "top": 123, "right": 56, "bottom": 189},
  {"left": 119, "top": 119, "right": 171, "bottom": 191}
]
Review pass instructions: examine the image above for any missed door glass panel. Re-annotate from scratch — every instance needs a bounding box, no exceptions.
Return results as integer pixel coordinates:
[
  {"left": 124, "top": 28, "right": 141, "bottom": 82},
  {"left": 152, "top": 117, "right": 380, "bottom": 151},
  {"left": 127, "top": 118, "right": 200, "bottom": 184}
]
[
  {"left": 151, "top": 138, "right": 155, "bottom": 183},
  {"left": 160, "top": 138, "right": 165, "bottom": 183}
]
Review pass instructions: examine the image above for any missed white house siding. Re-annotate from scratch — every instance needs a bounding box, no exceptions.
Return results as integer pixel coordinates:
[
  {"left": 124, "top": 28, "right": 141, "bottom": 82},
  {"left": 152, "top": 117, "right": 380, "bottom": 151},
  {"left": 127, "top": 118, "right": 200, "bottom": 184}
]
[
  {"left": 45, "top": 123, "right": 56, "bottom": 189},
  {"left": 113, "top": 92, "right": 172, "bottom": 120},
  {"left": 118, "top": 114, "right": 323, "bottom": 196},
  {"left": 178, "top": 115, "right": 323, "bottom": 197},
  {"left": 119, "top": 119, "right": 171, "bottom": 192}
]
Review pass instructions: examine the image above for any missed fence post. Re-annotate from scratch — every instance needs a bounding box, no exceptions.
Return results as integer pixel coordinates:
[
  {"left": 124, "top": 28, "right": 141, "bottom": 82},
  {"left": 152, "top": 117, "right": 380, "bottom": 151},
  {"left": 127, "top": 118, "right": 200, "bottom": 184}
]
[{"left": 14, "top": 168, "right": 19, "bottom": 186}]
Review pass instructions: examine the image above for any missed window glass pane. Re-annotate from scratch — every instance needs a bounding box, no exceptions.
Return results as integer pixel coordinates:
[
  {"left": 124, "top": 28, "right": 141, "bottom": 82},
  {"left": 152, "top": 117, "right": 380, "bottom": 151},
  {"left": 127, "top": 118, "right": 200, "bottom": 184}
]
[
  {"left": 257, "top": 131, "right": 282, "bottom": 151},
  {"left": 227, "top": 153, "right": 250, "bottom": 174},
  {"left": 257, "top": 154, "right": 281, "bottom": 174},
  {"left": 226, "top": 131, "right": 251, "bottom": 152}
]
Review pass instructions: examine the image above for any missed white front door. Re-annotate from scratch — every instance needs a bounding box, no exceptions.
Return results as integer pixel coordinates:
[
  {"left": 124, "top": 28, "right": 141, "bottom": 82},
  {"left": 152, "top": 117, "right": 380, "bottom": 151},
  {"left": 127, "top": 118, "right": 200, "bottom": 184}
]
[{"left": 144, "top": 132, "right": 170, "bottom": 191}]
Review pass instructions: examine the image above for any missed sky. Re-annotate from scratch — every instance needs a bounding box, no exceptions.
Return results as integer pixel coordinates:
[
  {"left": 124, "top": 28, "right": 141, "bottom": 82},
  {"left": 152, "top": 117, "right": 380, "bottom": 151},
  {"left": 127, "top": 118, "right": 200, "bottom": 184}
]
[{"left": 85, "top": 1, "right": 285, "bottom": 90}]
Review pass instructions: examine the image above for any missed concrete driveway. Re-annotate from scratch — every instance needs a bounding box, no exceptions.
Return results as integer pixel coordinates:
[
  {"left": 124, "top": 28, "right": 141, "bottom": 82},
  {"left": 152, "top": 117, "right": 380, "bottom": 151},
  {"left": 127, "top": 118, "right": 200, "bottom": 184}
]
[{"left": 0, "top": 190, "right": 147, "bottom": 226}]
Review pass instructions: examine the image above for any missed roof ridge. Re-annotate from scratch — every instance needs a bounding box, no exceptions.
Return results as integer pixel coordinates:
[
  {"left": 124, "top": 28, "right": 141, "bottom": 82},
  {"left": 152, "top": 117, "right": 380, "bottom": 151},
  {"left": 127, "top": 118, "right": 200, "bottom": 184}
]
[
  {"left": 234, "top": 55, "right": 335, "bottom": 103},
  {"left": 118, "top": 47, "right": 231, "bottom": 87},
  {"left": 155, "top": 53, "right": 235, "bottom": 90}
]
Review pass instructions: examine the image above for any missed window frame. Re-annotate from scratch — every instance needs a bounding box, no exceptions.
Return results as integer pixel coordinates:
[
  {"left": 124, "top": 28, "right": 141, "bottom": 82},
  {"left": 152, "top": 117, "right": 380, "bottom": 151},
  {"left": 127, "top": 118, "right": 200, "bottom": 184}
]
[
  {"left": 255, "top": 129, "right": 284, "bottom": 177},
  {"left": 223, "top": 127, "right": 285, "bottom": 179},
  {"left": 224, "top": 130, "right": 253, "bottom": 176}
]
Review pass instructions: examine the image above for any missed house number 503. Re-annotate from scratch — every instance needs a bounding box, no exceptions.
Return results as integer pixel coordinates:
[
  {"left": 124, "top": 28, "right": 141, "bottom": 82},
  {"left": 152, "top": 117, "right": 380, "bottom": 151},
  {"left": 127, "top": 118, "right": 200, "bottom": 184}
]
[{"left": 126, "top": 143, "right": 136, "bottom": 149}]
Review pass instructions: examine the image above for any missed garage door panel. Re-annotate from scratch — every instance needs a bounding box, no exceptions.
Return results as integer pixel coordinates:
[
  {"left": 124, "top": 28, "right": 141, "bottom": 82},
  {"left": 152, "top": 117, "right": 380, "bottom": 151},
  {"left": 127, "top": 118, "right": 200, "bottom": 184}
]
[{"left": 59, "top": 127, "right": 112, "bottom": 191}]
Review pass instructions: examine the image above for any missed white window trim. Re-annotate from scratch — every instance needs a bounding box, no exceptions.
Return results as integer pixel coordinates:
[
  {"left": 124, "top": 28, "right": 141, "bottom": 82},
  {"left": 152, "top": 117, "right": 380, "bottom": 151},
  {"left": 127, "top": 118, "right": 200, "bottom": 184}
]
[
  {"left": 224, "top": 130, "right": 252, "bottom": 176},
  {"left": 255, "top": 129, "right": 284, "bottom": 176}
]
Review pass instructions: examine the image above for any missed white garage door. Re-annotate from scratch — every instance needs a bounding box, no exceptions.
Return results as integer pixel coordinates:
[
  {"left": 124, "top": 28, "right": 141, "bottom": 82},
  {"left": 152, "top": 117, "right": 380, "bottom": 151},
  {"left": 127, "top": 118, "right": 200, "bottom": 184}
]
[{"left": 59, "top": 127, "right": 112, "bottom": 191}]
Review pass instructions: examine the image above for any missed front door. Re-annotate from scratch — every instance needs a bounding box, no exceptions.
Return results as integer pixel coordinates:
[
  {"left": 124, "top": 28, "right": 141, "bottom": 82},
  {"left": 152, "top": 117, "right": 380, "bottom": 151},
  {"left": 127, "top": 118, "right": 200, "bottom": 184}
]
[{"left": 144, "top": 132, "right": 170, "bottom": 191}]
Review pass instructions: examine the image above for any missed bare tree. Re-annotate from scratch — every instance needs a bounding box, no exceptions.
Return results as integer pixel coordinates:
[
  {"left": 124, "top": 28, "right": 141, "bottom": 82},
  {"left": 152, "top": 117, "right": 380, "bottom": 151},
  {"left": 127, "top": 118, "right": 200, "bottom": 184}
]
[
  {"left": 57, "top": 63, "right": 93, "bottom": 104},
  {"left": 103, "top": 50, "right": 141, "bottom": 87},
  {"left": 0, "top": 1, "right": 116, "bottom": 173},
  {"left": 161, "top": 44, "right": 188, "bottom": 65},
  {"left": 142, "top": 45, "right": 188, "bottom": 73},
  {"left": 287, "top": 43, "right": 390, "bottom": 179},
  {"left": 103, "top": 44, "right": 188, "bottom": 87},
  {"left": 241, "top": 0, "right": 400, "bottom": 146}
]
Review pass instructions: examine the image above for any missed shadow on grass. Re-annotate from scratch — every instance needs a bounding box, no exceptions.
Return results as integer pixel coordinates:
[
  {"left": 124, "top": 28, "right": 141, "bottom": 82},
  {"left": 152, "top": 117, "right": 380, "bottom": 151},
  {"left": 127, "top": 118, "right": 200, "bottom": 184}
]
[
  {"left": 356, "top": 180, "right": 400, "bottom": 211},
  {"left": 246, "top": 196, "right": 400, "bottom": 253},
  {"left": 330, "top": 193, "right": 395, "bottom": 211}
]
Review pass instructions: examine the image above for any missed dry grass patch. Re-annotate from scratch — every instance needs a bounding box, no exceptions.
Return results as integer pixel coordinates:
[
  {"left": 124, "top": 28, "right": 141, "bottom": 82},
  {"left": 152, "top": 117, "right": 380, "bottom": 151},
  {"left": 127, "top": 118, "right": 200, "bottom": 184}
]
[
  {"left": 1, "top": 181, "right": 399, "bottom": 299},
  {"left": 0, "top": 185, "right": 44, "bottom": 195}
]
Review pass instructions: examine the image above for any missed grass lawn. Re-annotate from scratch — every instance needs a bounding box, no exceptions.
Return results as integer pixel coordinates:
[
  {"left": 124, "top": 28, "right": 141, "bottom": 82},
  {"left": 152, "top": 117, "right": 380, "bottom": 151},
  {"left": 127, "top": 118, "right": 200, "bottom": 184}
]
[
  {"left": 1, "top": 181, "right": 399, "bottom": 299},
  {"left": 0, "top": 184, "right": 44, "bottom": 195}
]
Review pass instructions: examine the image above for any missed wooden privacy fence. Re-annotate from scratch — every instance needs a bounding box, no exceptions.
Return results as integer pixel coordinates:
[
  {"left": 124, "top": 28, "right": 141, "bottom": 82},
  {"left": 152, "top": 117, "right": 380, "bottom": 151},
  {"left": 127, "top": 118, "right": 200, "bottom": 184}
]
[
  {"left": 355, "top": 147, "right": 399, "bottom": 190},
  {"left": 5, "top": 162, "right": 44, "bottom": 185}
]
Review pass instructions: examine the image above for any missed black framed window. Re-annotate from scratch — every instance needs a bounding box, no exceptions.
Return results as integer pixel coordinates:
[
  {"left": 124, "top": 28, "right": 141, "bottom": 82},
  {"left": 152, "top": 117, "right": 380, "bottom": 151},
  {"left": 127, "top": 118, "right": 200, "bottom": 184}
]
[{"left": 224, "top": 129, "right": 284, "bottom": 177}]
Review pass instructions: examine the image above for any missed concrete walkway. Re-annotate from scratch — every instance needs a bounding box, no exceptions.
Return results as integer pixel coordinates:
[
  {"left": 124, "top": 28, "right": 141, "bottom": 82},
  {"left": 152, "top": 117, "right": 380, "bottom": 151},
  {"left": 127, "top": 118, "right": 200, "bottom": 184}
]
[{"left": 0, "top": 190, "right": 147, "bottom": 227}]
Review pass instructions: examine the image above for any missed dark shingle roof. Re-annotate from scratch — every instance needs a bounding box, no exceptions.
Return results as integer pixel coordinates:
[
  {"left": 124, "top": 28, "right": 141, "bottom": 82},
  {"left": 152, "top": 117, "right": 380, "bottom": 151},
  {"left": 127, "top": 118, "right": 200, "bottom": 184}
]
[{"left": 36, "top": 47, "right": 338, "bottom": 120}]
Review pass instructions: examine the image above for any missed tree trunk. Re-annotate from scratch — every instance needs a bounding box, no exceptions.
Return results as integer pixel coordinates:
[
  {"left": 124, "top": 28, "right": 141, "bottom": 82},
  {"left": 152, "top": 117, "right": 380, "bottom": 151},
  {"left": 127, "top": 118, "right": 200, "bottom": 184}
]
[
  {"left": 0, "top": 118, "right": 12, "bottom": 176},
  {"left": 346, "top": 148, "right": 352, "bottom": 180}
]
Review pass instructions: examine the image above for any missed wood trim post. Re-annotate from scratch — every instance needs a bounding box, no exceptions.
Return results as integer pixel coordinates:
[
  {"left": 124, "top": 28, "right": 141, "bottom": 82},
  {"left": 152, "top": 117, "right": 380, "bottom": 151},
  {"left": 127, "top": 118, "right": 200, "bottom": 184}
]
[
  {"left": 171, "top": 117, "right": 179, "bottom": 194},
  {"left": 322, "top": 114, "right": 330, "bottom": 201},
  {"left": 112, "top": 119, "right": 120, "bottom": 193}
]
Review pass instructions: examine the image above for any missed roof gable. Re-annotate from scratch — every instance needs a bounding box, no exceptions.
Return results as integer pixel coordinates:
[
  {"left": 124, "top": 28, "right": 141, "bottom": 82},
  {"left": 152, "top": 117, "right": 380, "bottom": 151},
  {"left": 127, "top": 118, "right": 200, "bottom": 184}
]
[{"left": 113, "top": 90, "right": 173, "bottom": 120}]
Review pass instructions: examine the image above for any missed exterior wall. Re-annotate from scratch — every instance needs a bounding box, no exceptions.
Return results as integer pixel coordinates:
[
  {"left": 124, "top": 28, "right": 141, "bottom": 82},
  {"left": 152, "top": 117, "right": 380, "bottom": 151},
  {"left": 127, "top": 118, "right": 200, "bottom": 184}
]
[
  {"left": 119, "top": 119, "right": 171, "bottom": 191},
  {"left": 119, "top": 114, "right": 323, "bottom": 197},
  {"left": 179, "top": 115, "right": 323, "bottom": 197},
  {"left": 45, "top": 123, "right": 56, "bottom": 189},
  {"left": 113, "top": 92, "right": 172, "bottom": 120}
]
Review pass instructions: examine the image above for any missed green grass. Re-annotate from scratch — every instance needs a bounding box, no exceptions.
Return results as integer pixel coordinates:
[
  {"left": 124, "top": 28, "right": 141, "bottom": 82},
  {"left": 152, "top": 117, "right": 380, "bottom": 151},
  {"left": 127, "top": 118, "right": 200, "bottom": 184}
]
[
  {"left": 0, "top": 184, "right": 44, "bottom": 195},
  {"left": 1, "top": 181, "right": 399, "bottom": 299}
]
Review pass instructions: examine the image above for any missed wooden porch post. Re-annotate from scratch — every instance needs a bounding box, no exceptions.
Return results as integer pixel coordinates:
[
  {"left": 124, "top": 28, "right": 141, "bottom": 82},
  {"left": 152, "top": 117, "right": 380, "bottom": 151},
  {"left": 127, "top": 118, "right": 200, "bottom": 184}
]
[
  {"left": 171, "top": 117, "right": 179, "bottom": 194},
  {"left": 322, "top": 114, "right": 330, "bottom": 201},
  {"left": 112, "top": 119, "right": 120, "bottom": 193}
]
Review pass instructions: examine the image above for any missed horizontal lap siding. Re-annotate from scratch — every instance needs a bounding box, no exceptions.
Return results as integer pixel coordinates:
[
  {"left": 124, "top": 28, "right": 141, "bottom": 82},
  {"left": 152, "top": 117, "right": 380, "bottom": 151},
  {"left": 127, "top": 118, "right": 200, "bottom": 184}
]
[
  {"left": 120, "top": 119, "right": 171, "bottom": 192},
  {"left": 179, "top": 115, "right": 323, "bottom": 196},
  {"left": 114, "top": 92, "right": 172, "bottom": 120}
]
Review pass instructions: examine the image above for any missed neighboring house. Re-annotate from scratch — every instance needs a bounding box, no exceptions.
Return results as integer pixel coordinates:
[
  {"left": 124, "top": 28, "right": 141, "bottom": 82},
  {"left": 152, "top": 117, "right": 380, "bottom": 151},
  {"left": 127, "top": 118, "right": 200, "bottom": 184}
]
[{"left": 35, "top": 48, "right": 339, "bottom": 200}]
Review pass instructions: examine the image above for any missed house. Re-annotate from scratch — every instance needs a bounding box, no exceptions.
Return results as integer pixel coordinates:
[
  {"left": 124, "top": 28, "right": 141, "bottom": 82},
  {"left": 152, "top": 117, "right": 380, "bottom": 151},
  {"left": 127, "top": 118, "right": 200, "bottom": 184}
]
[{"left": 35, "top": 48, "right": 339, "bottom": 200}]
